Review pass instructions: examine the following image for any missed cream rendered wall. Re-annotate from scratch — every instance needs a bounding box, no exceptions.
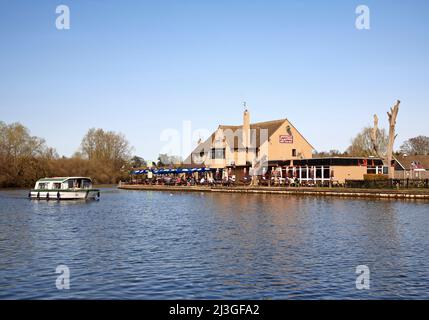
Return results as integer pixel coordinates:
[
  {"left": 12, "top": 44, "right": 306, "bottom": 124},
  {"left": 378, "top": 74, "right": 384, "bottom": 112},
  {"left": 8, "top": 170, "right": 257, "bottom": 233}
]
[
  {"left": 186, "top": 119, "right": 314, "bottom": 168},
  {"left": 331, "top": 166, "right": 367, "bottom": 183},
  {"left": 206, "top": 128, "right": 228, "bottom": 169},
  {"left": 230, "top": 149, "right": 256, "bottom": 166},
  {"left": 266, "top": 120, "right": 313, "bottom": 161},
  {"left": 194, "top": 129, "right": 245, "bottom": 168}
]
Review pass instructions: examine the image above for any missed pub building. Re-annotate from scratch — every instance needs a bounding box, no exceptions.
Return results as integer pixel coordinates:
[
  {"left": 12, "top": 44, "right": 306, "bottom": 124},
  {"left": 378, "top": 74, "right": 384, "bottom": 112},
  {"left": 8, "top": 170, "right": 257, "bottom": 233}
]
[{"left": 183, "top": 109, "right": 386, "bottom": 184}]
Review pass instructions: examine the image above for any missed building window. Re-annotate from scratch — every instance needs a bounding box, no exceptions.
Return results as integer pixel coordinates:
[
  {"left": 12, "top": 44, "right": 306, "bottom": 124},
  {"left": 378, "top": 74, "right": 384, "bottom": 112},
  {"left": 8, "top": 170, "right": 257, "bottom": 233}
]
[
  {"left": 324, "top": 167, "right": 330, "bottom": 178},
  {"left": 367, "top": 165, "right": 385, "bottom": 174},
  {"left": 211, "top": 148, "right": 225, "bottom": 159},
  {"left": 292, "top": 149, "right": 297, "bottom": 157},
  {"left": 316, "top": 167, "right": 322, "bottom": 178}
]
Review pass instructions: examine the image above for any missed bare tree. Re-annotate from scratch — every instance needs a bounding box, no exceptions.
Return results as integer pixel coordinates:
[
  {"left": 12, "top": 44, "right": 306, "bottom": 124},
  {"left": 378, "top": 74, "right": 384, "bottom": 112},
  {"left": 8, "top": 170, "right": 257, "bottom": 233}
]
[
  {"left": 80, "top": 128, "right": 132, "bottom": 169},
  {"left": 129, "top": 156, "right": 147, "bottom": 168},
  {"left": 370, "top": 100, "right": 400, "bottom": 178},
  {"left": 386, "top": 101, "right": 400, "bottom": 178},
  {"left": 347, "top": 126, "right": 388, "bottom": 157},
  {"left": 157, "top": 154, "right": 182, "bottom": 167},
  {"left": 313, "top": 149, "right": 345, "bottom": 157},
  {"left": 0, "top": 122, "right": 135, "bottom": 186},
  {"left": 370, "top": 115, "right": 382, "bottom": 158},
  {"left": 400, "top": 135, "right": 429, "bottom": 155},
  {"left": 0, "top": 121, "right": 56, "bottom": 187}
]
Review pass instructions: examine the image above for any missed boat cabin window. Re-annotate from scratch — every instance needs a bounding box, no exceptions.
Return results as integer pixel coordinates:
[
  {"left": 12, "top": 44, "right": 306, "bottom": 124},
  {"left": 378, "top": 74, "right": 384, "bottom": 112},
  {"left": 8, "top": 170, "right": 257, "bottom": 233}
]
[
  {"left": 38, "top": 183, "right": 47, "bottom": 189},
  {"left": 82, "top": 180, "right": 92, "bottom": 189},
  {"left": 68, "top": 180, "right": 76, "bottom": 188},
  {"left": 67, "top": 179, "right": 91, "bottom": 189},
  {"left": 53, "top": 183, "right": 62, "bottom": 189}
]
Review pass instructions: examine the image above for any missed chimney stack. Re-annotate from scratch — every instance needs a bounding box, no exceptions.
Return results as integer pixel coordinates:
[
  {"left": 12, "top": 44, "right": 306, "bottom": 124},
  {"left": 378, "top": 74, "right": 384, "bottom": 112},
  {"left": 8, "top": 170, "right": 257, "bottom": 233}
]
[{"left": 243, "top": 108, "right": 250, "bottom": 151}]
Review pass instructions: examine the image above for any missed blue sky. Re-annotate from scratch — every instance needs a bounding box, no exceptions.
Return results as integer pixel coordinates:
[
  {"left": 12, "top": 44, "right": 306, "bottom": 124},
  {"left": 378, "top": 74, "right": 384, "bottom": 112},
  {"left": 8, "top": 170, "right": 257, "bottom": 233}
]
[{"left": 1, "top": 0, "right": 428, "bottom": 160}]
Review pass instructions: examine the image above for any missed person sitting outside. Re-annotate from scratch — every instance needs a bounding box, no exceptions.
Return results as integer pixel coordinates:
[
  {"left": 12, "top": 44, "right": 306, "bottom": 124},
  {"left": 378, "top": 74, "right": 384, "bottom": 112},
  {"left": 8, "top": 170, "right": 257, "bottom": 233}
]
[
  {"left": 207, "top": 176, "right": 214, "bottom": 186},
  {"left": 288, "top": 177, "right": 296, "bottom": 187}
]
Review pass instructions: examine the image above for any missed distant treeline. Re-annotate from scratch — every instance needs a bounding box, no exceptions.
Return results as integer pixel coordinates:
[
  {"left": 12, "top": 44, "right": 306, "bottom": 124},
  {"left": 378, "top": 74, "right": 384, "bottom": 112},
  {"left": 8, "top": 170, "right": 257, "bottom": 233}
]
[
  {"left": 314, "top": 127, "right": 429, "bottom": 158},
  {"left": 0, "top": 122, "right": 133, "bottom": 188},
  {"left": 1, "top": 120, "right": 427, "bottom": 188}
]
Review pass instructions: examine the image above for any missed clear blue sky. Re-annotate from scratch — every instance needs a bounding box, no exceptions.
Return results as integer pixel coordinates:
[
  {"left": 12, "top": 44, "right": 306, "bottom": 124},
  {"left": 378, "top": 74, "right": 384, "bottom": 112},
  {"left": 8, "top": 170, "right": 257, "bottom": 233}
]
[{"left": 1, "top": 0, "right": 428, "bottom": 160}]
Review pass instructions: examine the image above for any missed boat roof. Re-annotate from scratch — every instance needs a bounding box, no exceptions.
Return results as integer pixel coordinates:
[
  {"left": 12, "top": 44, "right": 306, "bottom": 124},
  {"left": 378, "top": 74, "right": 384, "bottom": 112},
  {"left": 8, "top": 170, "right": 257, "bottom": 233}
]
[{"left": 37, "top": 177, "right": 93, "bottom": 183}]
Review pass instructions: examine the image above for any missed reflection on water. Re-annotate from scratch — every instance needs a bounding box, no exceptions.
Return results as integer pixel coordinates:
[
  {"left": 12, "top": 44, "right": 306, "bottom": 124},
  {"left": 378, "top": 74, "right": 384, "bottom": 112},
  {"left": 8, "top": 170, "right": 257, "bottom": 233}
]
[{"left": 0, "top": 188, "right": 428, "bottom": 299}]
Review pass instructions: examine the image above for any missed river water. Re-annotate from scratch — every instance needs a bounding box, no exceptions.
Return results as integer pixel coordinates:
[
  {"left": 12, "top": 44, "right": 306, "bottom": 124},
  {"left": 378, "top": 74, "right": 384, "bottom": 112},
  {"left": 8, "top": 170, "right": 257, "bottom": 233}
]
[{"left": 0, "top": 188, "right": 428, "bottom": 299}]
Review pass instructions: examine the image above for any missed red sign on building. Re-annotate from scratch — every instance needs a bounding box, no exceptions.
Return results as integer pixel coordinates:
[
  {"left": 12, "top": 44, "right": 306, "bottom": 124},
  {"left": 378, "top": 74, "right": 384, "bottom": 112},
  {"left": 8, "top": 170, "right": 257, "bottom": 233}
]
[{"left": 279, "top": 135, "right": 293, "bottom": 144}]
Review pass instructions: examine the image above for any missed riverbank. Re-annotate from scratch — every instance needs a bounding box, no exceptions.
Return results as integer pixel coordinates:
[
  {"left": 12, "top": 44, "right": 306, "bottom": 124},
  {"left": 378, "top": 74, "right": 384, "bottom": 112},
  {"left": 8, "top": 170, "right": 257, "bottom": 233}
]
[{"left": 118, "top": 184, "right": 429, "bottom": 200}]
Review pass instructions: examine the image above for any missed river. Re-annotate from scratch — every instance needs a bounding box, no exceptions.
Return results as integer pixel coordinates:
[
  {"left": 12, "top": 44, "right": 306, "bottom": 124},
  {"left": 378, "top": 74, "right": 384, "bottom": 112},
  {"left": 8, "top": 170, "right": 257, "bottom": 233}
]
[{"left": 0, "top": 188, "right": 428, "bottom": 299}]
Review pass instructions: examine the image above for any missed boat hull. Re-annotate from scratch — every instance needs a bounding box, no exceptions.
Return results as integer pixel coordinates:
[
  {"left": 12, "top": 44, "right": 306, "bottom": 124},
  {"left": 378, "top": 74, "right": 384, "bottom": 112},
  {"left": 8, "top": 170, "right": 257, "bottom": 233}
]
[{"left": 29, "top": 190, "right": 100, "bottom": 200}]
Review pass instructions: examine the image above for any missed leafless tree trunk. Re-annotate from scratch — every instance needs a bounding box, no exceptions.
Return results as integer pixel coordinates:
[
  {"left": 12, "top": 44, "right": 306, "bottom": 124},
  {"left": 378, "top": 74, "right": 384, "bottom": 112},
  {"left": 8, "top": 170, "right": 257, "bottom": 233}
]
[
  {"left": 370, "top": 100, "right": 400, "bottom": 178},
  {"left": 386, "top": 100, "right": 400, "bottom": 178},
  {"left": 370, "top": 114, "right": 382, "bottom": 158}
]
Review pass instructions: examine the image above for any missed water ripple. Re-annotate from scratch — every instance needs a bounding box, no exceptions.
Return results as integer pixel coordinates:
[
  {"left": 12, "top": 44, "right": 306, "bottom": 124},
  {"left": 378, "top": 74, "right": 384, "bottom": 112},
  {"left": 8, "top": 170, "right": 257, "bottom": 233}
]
[{"left": 0, "top": 189, "right": 428, "bottom": 299}]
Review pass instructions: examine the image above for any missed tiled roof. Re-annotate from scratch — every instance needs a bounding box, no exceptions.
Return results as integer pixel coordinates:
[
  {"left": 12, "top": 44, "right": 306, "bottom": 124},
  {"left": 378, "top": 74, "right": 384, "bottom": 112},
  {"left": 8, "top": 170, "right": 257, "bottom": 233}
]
[
  {"left": 394, "top": 155, "right": 429, "bottom": 170},
  {"left": 188, "top": 117, "right": 314, "bottom": 159},
  {"left": 215, "top": 119, "right": 286, "bottom": 148}
]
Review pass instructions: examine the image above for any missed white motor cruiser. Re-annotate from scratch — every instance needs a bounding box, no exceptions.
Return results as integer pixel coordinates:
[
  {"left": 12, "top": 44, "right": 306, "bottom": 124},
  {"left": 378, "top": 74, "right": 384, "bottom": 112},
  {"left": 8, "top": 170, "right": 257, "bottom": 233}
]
[{"left": 29, "top": 177, "right": 100, "bottom": 200}]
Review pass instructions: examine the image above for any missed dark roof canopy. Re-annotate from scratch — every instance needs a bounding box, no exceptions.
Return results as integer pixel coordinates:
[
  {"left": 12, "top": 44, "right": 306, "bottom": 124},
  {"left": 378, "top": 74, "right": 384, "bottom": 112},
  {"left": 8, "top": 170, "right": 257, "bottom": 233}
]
[{"left": 292, "top": 157, "right": 384, "bottom": 167}]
